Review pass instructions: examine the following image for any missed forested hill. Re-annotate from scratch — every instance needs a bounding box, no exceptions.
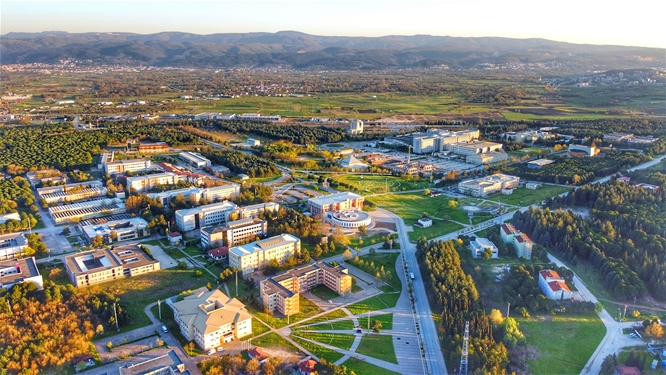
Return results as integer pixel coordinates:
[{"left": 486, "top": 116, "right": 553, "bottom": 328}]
[{"left": 2, "top": 31, "right": 663, "bottom": 71}]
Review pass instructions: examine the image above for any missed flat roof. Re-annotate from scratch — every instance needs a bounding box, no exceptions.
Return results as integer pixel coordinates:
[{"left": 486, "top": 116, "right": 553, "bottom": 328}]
[
  {"left": 230, "top": 233, "right": 299, "bottom": 257},
  {"left": 119, "top": 350, "right": 184, "bottom": 375},
  {"left": 81, "top": 217, "right": 148, "bottom": 239},
  {"left": 65, "top": 244, "right": 157, "bottom": 276},
  {"left": 308, "top": 192, "right": 363, "bottom": 207},
  {"left": 528, "top": 159, "right": 555, "bottom": 166},
  {"left": 0, "top": 257, "right": 40, "bottom": 285}
]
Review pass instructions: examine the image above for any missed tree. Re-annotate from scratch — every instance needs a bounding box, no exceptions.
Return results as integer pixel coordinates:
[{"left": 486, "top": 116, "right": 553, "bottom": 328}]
[
  {"left": 482, "top": 248, "right": 493, "bottom": 259},
  {"left": 264, "top": 258, "right": 280, "bottom": 275},
  {"left": 372, "top": 319, "right": 382, "bottom": 333},
  {"left": 488, "top": 309, "right": 504, "bottom": 325},
  {"left": 424, "top": 188, "right": 431, "bottom": 196},
  {"left": 342, "top": 249, "right": 353, "bottom": 260},
  {"left": 246, "top": 358, "right": 260, "bottom": 374},
  {"left": 448, "top": 200, "right": 458, "bottom": 209},
  {"left": 187, "top": 341, "right": 195, "bottom": 355},
  {"left": 91, "top": 235, "right": 105, "bottom": 248},
  {"left": 358, "top": 225, "right": 367, "bottom": 235},
  {"left": 107, "top": 341, "right": 113, "bottom": 352},
  {"left": 645, "top": 321, "right": 664, "bottom": 339},
  {"left": 599, "top": 354, "right": 617, "bottom": 375},
  {"left": 62, "top": 226, "right": 71, "bottom": 236},
  {"left": 109, "top": 230, "right": 118, "bottom": 242}
]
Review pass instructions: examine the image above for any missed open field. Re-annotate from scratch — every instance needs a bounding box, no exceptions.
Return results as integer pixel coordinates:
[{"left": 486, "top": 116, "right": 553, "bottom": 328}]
[
  {"left": 346, "top": 253, "right": 401, "bottom": 292},
  {"left": 291, "top": 336, "right": 344, "bottom": 363},
  {"left": 250, "top": 332, "right": 300, "bottom": 353},
  {"left": 302, "top": 318, "right": 355, "bottom": 331},
  {"left": 486, "top": 185, "right": 571, "bottom": 206},
  {"left": 332, "top": 174, "right": 433, "bottom": 194},
  {"left": 297, "top": 309, "right": 349, "bottom": 327},
  {"left": 342, "top": 357, "right": 402, "bottom": 375},
  {"left": 310, "top": 284, "right": 340, "bottom": 301},
  {"left": 347, "top": 293, "right": 401, "bottom": 315},
  {"left": 355, "top": 334, "right": 398, "bottom": 364},
  {"left": 291, "top": 332, "right": 356, "bottom": 351},
  {"left": 357, "top": 313, "right": 394, "bottom": 331},
  {"left": 518, "top": 314, "right": 606, "bottom": 375}
]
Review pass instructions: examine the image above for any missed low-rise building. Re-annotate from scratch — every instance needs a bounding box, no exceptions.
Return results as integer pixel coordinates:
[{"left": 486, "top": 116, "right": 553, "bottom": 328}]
[
  {"left": 26, "top": 169, "right": 66, "bottom": 187},
  {"left": 169, "top": 288, "right": 252, "bottom": 351},
  {"left": 261, "top": 262, "right": 352, "bottom": 315},
  {"left": 339, "top": 155, "right": 368, "bottom": 170},
  {"left": 118, "top": 350, "right": 186, "bottom": 375},
  {"left": 299, "top": 360, "right": 318, "bottom": 375},
  {"left": 168, "top": 232, "right": 182, "bottom": 245},
  {"left": 470, "top": 238, "right": 499, "bottom": 259},
  {"left": 236, "top": 202, "right": 281, "bottom": 220},
  {"left": 447, "top": 140, "right": 503, "bottom": 156},
  {"left": 64, "top": 244, "right": 161, "bottom": 287},
  {"left": 175, "top": 201, "right": 238, "bottom": 231},
  {"left": 207, "top": 247, "right": 228, "bottom": 260},
  {"left": 229, "top": 234, "right": 301, "bottom": 275},
  {"left": 200, "top": 218, "right": 267, "bottom": 249},
  {"left": 504, "top": 130, "right": 555, "bottom": 143},
  {"left": 80, "top": 217, "right": 149, "bottom": 244},
  {"left": 634, "top": 183, "right": 660, "bottom": 194},
  {"left": 308, "top": 192, "right": 364, "bottom": 219},
  {"left": 415, "top": 217, "right": 433, "bottom": 228},
  {"left": 568, "top": 145, "right": 599, "bottom": 157},
  {"left": 137, "top": 142, "right": 170, "bottom": 154},
  {"left": 0, "top": 257, "right": 43, "bottom": 290},
  {"left": 0, "top": 212, "right": 21, "bottom": 224},
  {"left": 104, "top": 158, "right": 152, "bottom": 174},
  {"left": 538, "top": 269, "right": 572, "bottom": 300},
  {"left": 49, "top": 198, "right": 126, "bottom": 224},
  {"left": 527, "top": 159, "right": 555, "bottom": 169},
  {"left": 37, "top": 181, "right": 106, "bottom": 204},
  {"left": 458, "top": 174, "right": 520, "bottom": 197},
  {"left": 249, "top": 348, "right": 270, "bottom": 365},
  {"left": 526, "top": 182, "right": 542, "bottom": 190},
  {"left": 179, "top": 152, "right": 212, "bottom": 168},
  {"left": 466, "top": 152, "right": 508, "bottom": 165},
  {"left": 0, "top": 232, "right": 29, "bottom": 260},
  {"left": 347, "top": 119, "right": 364, "bottom": 135}
]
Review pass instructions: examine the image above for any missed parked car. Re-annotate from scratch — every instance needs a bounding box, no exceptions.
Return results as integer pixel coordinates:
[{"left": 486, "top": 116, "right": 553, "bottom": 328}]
[
  {"left": 161, "top": 325, "right": 168, "bottom": 333},
  {"left": 208, "top": 348, "right": 216, "bottom": 355}
]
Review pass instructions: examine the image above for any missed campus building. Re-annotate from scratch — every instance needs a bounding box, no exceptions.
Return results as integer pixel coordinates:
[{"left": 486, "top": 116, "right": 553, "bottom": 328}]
[
  {"left": 200, "top": 218, "right": 267, "bottom": 249},
  {"left": 347, "top": 119, "right": 364, "bottom": 135},
  {"left": 447, "top": 140, "right": 504, "bottom": 156},
  {"left": 527, "top": 159, "right": 555, "bottom": 169},
  {"left": 104, "top": 158, "right": 152, "bottom": 174},
  {"left": 36, "top": 181, "right": 106, "bottom": 204},
  {"left": 470, "top": 238, "right": 499, "bottom": 259},
  {"left": 412, "top": 129, "right": 480, "bottom": 154},
  {"left": 0, "top": 232, "right": 29, "bottom": 260},
  {"left": 126, "top": 172, "right": 184, "bottom": 193},
  {"left": 170, "top": 288, "right": 252, "bottom": 351},
  {"left": 466, "top": 152, "right": 508, "bottom": 165},
  {"left": 236, "top": 202, "right": 281, "bottom": 220},
  {"left": 568, "top": 144, "right": 600, "bottom": 157},
  {"left": 64, "top": 244, "right": 161, "bottom": 287},
  {"left": 48, "top": 198, "right": 126, "bottom": 224},
  {"left": 0, "top": 257, "right": 43, "bottom": 290},
  {"left": 229, "top": 234, "right": 301, "bottom": 275},
  {"left": 261, "top": 262, "right": 352, "bottom": 316},
  {"left": 503, "top": 130, "right": 555, "bottom": 143},
  {"left": 147, "top": 184, "right": 241, "bottom": 206},
  {"left": 179, "top": 152, "right": 212, "bottom": 168},
  {"left": 513, "top": 233, "right": 534, "bottom": 260},
  {"left": 80, "top": 217, "right": 149, "bottom": 244},
  {"left": 538, "top": 270, "right": 572, "bottom": 300},
  {"left": 26, "top": 169, "right": 66, "bottom": 187},
  {"left": 458, "top": 174, "right": 520, "bottom": 197},
  {"left": 308, "top": 192, "right": 364, "bottom": 219},
  {"left": 175, "top": 201, "right": 238, "bottom": 232},
  {"left": 137, "top": 142, "right": 170, "bottom": 154}
]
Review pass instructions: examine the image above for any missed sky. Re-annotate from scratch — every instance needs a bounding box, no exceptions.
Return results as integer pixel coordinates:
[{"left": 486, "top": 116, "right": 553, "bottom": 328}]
[{"left": 2, "top": 0, "right": 665, "bottom": 48}]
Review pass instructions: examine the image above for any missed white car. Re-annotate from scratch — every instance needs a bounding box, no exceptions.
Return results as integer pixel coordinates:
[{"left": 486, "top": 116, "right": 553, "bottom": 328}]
[
  {"left": 217, "top": 347, "right": 225, "bottom": 352},
  {"left": 208, "top": 348, "right": 216, "bottom": 355}
]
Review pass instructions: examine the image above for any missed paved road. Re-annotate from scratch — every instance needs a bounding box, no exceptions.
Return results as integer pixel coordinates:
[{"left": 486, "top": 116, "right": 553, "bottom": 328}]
[{"left": 378, "top": 208, "right": 448, "bottom": 375}]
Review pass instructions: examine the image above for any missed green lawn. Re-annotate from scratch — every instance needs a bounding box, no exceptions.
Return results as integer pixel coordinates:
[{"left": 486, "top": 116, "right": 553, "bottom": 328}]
[
  {"left": 332, "top": 175, "right": 433, "bottom": 194},
  {"left": 357, "top": 313, "right": 393, "bottom": 331},
  {"left": 303, "top": 318, "right": 355, "bottom": 331},
  {"left": 248, "top": 295, "right": 322, "bottom": 329},
  {"left": 341, "top": 357, "right": 401, "bottom": 375},
  {"left": 248, "top": 319, "right": 271, "bottom": 338},
  {"left": 248, "top": 174, "right": 282, "bottom": 184},
  {"left": 485, "top": 185, "right": 570, "bottom": 207},
  {"left": 347, "top": 293, "right": 401, "bottom": 315},
  {"left": 250, "top": 332, "right": 300, "bottom": 353},
  {"left": 291, "top": 332, "right": 356, "bottom": 350},
  {"left": 355, "top": 334, "right": 397, "bottom": 364},
  {"left": 309, "top": 284, "right": 340, "bottom": 301},
  {"left": 518, "top": 314, "right": 606, "bottom": 375},
  {"left": 409, "top": 220, "right": 465, "bottom": 242},
  {"left": 297, "top": 309, "right": 349, "bottom": 327},
  {"left": 291, "top": 336, "right": 344, "bottom": 363},
  {"left": 348, "top": 233, "right": 387, "bottom": 248},
  {"left": 346, "top": 253, "right": 401, "bottom": 292}
]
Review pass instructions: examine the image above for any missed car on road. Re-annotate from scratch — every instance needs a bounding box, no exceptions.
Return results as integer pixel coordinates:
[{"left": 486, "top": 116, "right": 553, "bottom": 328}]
[
  {"left": 208, "top": 348, "right": 216, "bottom": 355},
  {"left": 161, "top": 325, "right": 168, "bottom": 333},
  {"left": 410, "top": 272, "right": 415, "bottom": 280}
]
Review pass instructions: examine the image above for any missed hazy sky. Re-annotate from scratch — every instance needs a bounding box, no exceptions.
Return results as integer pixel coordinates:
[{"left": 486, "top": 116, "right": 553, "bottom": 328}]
[{"left": 2, "top": 0, "right": 664, "bottom": 48}]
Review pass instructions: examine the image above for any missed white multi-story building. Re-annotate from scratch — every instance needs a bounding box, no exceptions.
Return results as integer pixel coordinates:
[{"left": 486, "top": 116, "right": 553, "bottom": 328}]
[
  {"left": 458, "top": 174, "right": 520, "bottom": 197},
  {"left": 538, "top": 269, "right": 572, "bottom": 300},
  {"left": 470, "top": 238, "right": 499, "bottom": 259},
  {"left": 0, "top": 257, "right": 43, "bottom": 290},
  {"left": 229, "top": 234, "right": 301, "bottom": 275},
  {"left": 200, "top": 218, "right": 267, "bottom": 249},
  {"left": 236, "top": 202, "right": 281, "bottom": 219},
  {"left": 64, "top": 245, "right": 160, "bottom": 287},
  {"left": 412, "top": 129, "right": 480, "bottom": 154},
  {"left": 0, "top": 232, "right": 29, "bottom": 260},
  {"left": 170, "top": 288, "right": 252, "bottom": 351},
  {"left": 126, "top": 172, "right": 184, "bottom": 193},
  {"left": 179, "top": 152, "right": 212, "bottom": 168},
  {"left": 104, "top": 158, "right": 152, "bottom": 174},
  {"left": 347, "top": 119, "right": 364, "bottom": 135},
  {"left": 147, "top": 184, "right": 241, "bottom": 206},
  {"left": 447, "top": 141, "right": 503, "bottom": 156},
  {"left": 80, "top": 217, "right": 149, "bottom": 244},
  {"left": 175, "top": 201, "right": 238, "bottom": 231},
  {"left": 37, "top": 181, "right": 106, "bottom": 204},
  {"left": 503, "top": 130, "right": 555, "bottom": 143}
]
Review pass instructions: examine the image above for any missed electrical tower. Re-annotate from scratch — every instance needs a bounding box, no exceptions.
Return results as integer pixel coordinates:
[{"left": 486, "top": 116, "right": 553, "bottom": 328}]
[{"left": 459, "top": 321, "right": 470, "bottom": 375}]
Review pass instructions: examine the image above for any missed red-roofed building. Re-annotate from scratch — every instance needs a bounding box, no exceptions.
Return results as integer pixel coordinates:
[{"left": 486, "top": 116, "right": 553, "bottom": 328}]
[
  {"left": 249, "top": 347, "right": 270, "bottom": 364},
  {"left": 500, "top": 223, "right": 519, "bottom": 243},
  {"left": 539, "top": 269, "right": 572, "bottom": 300},
  {"left": 614, "top": 365, "right": 641, "bottom": 375},
  {"left": 299, "top": 359, "right": 318, "bottom": 375},
  {"left": 207, "top": 246, "right": 228, "bottom": 260},
  {"left": 512, "top": 232, "right": 533, "bottom": 260},
  {"left": 168, "top": 231, "right": 183, "bottom": 245}
]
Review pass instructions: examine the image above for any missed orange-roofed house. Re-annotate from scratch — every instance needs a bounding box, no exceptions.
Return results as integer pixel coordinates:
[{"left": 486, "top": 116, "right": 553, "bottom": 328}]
[
  {"left": 538, "top": 269, "right": 573, "bottom": 300},
  {"left": 299, "top": 359, "right": 318, "bottom": 375},
  {"left": 249, "top": 347, "right": 270, "bottom": 365}
]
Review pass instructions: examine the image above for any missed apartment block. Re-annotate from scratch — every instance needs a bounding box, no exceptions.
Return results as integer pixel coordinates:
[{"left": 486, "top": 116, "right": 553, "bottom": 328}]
[
  {"left": 229, "top": 234, "right": 300, "bottom": 275},
  {"left": 513, "top": 233, "right": 534, "bottom": 260},
  {"left": 0, "top": 257, "right": 43, "bottom": 290},
  {"left": 261, "top": 262, "right": 352, "bottom": 316},
  {"left": 64, "top": 244, "right": 160, "bottom": 287},
  {"left": 200, "top": 217, "right": 267, "bottom": 249},
  {"left": 538, "top": 270, "right": 572, "bottom": 300},
  {"left": 104, "top": 158, "right": 152, "bottom": 174},
  {"left": 169, "top": 288, "right": 252, "bottom": 351}
]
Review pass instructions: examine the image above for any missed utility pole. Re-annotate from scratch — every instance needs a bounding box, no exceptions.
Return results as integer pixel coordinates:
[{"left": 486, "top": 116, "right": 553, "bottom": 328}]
[
  {"left": 459, "top": 321, "right": 470, "bottom": 375},
  {"left": 113, "top": 303, "right": 119, "bottom": 331},
  {"left": 158, "top": 299, "right": 162, "bottom": 320},
  {"left": 507, "top": 302, "right": 511, "bottom": 318},
  {"left": 368, "top": 311, "right": 370, "bottom": 332},
  {"left": 235, "top": 270, "right": 238, "bottom": 296}
]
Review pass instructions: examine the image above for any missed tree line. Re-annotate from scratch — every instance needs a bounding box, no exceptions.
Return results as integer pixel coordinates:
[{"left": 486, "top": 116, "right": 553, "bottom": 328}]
[
  {"left": 203, "top": 149, "right": 279, "bottom": 178},
  {"left": 0, "top": 177, "right": 40, "bottom": 234}
]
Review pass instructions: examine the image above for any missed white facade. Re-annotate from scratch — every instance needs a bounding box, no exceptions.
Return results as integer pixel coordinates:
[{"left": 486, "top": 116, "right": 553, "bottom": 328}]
[
  {"left": 538, "top": 270, "right": 572, "bottom": 300},
  {"left": 470, "top": 238, "right": 499, "bottom": 259},
  {"left": 104, "top": 158, "right": 152, "bottom": 174},
  {"left": 175, "top": 201, "right": 238, "bottom": 231},
  {"left": 0, "top": 212, "right": 21, "bottom": 224},
  {"left": 229, "top": 234, "right": 301, "bottom": 275},
  {"left": 147, "top": 184, "right": 240, "bottom": 206},
  {"left": 347, "top": 119, "right": 364, "bottom": 135},
  {"left": 80, "top": 217, "right": 149, "bottom": 243},
  {"left": 0, "top": 232, "right": 29, "bottom": 260},
  {"left": 412, "top": 129, "right": 480, "bottom": 154},
  {"left": 48, "top": 198, "right": 126, "bottom": 224},
  {"left": 179, "top": 152, "right": 212, "bottom": 168},
  {"left": 0, "top": 257, "right": 43, "bottom": 290},
  {"left": 37, "top": 181, "right": 106, "bottom": 204},
  {"left": 447, "top": 141, "right": 503, "bottom": 156},
  {"left": 458, "top": 174, "right": 520, "bottom": 197},
  {"left": 126, "top": 172, "right": 183, "bottom": 193}
]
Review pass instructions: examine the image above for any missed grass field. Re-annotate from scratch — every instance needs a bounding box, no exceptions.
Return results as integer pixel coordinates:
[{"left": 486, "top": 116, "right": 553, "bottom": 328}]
[
  {"left": 355, "top": 334, "right": 398, "bottom": 364},
  {"left": 309, "top": 284, "right": 341, "bottom": 301},
  {"left": 291, "top": 336, "right": 344, "bottom": 363},
  {"left": 302, "top": 318, "right": 355, "bottom": 331},
  {"left": 250, "top": 332, "right": 300, "bottom": 353},
  {"left": 348, "top": 233, "right": 387, "bottom": 248},
  {"left": 341, "top": 357, "right": 402, "bottom": 375},
  {"left": 249, "top": 295, "right": 322, "bottom": 328},
  {"left": 357, "top": 313, "right": 394, "bottom": 331},
  {"left": 486, "top": 185, "right": 570, "bottom": 207},
  {"left": 291, "top": 332, "right": 356, "bottom": 350},
  {"left": 346, "top": 253, "right": 401, "bottom": 292},
  {"left": 297, "top": 309, "right": 349, "bottom": 327},
  {"left": 332, "top": 175, "right": 433, "bottom": 194},
  {"left": 347, "top": 293, "right": 401, "bottom": 315},
  {"left": 519, "top": 314, "right": 606, "bottom": 375}
]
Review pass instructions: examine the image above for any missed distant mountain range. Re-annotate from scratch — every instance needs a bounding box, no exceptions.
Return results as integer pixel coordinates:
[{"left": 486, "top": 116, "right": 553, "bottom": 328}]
[{"left": 1, "top": 30, "right": 664, "bottom": 71}]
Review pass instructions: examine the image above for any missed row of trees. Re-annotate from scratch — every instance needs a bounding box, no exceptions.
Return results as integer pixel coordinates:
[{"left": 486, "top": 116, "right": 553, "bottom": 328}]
[
  {"left": 203, "top": 149, "right": 279, "bottom": 178},
  {"left": 214, "top": 120, "right": 347, "bottom": 144},
  {"left": 0, "top": 177, "right": 40, "bottom": 234}
]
